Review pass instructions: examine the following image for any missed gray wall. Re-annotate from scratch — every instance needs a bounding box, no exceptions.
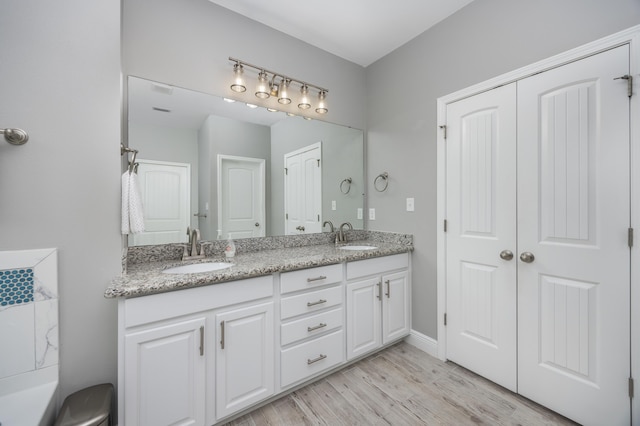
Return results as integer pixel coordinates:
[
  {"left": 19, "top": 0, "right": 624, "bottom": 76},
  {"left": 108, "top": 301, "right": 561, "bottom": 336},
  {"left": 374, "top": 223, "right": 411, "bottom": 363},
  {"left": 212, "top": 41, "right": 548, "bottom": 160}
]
[
  {"left": 0, "top": 0, "right": 121, "bottom": 405},
  {"left": 270, "top": 119, "right": 364, "bottom": 235},
  {"left": 122, "top": 0, "right": 366, "bottom": 130},
  {"left": 129, "top": 122, "right": 200, "bottom": 234},
  {"left": 365, "top": 0, "right": 640, "bottom": 339},
  {"left": 199, "top": 115, "right": 271, "bottom": 239}
]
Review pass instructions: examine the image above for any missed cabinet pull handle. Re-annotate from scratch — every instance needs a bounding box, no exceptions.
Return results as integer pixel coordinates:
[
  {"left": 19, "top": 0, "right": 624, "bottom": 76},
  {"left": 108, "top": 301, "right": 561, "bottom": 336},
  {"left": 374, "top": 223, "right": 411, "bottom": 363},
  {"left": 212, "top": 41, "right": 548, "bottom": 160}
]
[
  {"left": 307, "top": 275, "right": 327, "bottom": 283},
  {"left": 307, "top": 299, "right": 327, "bottom": 307},
  {"left": 307, "top": 354, "right": 327, "bottom": 365},
  {"left": 377, "top": 281, "right": 382, "bottom": 301},
  {"left": 199, "top": 326, "right": 204, "bottom": 356},
  {"left": 385, "top": 279, "right": 390, "bottom": 298},
  {"left": 220, "top": 320, "right": 225, "bottom": 350},
  {"left": 307, "top": 322, "right": 327, "bottom": 332}
]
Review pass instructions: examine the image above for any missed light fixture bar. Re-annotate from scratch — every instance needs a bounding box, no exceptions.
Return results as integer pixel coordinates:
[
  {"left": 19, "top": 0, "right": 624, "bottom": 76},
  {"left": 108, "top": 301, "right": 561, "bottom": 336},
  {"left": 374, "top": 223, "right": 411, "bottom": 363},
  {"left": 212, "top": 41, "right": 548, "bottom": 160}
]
[{"left": 229, "top": 57, "right": 329, "bottom": 94}]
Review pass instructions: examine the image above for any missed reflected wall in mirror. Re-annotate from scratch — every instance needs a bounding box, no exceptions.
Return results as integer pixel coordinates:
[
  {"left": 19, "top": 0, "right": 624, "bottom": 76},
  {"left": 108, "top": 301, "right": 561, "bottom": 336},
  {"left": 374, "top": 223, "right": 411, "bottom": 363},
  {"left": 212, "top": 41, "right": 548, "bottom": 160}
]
[{"left": 127, "top": 76, "right": 364, "bottom": 246}]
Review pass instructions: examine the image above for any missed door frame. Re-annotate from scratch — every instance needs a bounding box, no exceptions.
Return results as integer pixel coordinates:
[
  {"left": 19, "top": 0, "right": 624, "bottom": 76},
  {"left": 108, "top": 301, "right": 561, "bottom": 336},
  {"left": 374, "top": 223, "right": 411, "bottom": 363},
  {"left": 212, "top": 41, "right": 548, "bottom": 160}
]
[
  {"left": 217, "top": 154, "right": 266, "bottom": 239},
  {"left": 436, "top": 25, "right": 640, "bottom": 419}
]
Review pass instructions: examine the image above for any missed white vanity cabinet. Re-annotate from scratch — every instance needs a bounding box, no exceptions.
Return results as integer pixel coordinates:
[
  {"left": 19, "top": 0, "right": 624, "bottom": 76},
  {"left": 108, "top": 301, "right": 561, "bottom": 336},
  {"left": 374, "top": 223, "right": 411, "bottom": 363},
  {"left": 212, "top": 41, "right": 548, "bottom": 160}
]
[
  {"left": 346, "top": 253, "right": 410, "bottom": 360},
  {"left": 279, "top": 263, "right": 345, "bottom": 388},
  {"left": 118, "top": 275, "right": 274, "bottom": 426},
  {"left": 124, "top": 316, "right": 206, "bottom": 426},
  {"left": 214, "top": 301, "right": 274, "bottom": 419}
]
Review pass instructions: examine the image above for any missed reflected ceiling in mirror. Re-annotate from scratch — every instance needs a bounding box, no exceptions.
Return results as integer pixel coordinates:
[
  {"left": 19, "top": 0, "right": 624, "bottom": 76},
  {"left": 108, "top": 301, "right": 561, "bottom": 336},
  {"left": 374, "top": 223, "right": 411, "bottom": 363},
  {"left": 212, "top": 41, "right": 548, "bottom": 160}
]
[{"left": 127, "top": 76, "right": 364, "bottom": 246}]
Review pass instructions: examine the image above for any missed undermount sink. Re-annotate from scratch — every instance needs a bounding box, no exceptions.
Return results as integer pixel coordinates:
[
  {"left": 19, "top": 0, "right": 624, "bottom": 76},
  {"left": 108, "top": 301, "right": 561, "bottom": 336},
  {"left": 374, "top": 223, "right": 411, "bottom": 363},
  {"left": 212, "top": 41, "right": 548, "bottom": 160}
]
[
  {"left": 339, "top": 245, "right": 378, "bottom": 251},
  {"left": 162, "top": 262, "right": 232, "bottom": 274}
]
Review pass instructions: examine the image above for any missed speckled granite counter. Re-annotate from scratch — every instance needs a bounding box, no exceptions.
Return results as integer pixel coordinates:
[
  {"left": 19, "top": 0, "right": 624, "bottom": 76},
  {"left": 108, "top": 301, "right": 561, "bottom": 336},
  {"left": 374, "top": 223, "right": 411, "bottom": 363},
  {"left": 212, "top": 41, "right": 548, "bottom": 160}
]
[{"left": 105, "top": 231, "right": 412, "bottom": 299}]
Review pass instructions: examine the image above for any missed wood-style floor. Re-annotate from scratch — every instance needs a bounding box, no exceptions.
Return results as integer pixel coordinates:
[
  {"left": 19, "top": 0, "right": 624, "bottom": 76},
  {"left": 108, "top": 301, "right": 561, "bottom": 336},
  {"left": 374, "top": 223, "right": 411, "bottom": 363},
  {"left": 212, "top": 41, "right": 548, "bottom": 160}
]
[{"left": 223, "top": 342, "right": 578, "bottom": 426}]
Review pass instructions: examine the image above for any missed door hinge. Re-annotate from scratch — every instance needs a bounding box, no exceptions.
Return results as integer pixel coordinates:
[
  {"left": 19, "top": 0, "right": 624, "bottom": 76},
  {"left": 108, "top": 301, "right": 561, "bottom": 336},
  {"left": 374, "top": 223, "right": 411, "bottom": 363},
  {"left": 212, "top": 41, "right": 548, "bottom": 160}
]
[
  {"left": 286, "top": 213, "right": 289, "bottom": 220},
  {"left": 284, "top": 167, "right": 288, "bottom": 175},
  {"left": 629, "top": 377, "right": 635, "bottom": 399},
  {"left": 614, "top": 75, "right": 633, "bottom": 97},
  {"left": 444, "top": 219, "right": 448, "bottom": 232},
  {"left": 629, "top": 228, "right": 634, "bottom": 248},
  {"left": 317, "top": 214, "right": 320, "bottom": 222},
  {"left": 439, "top": 125, "right": 447, "bottom": 140},
  {"left": 317, "top": 159, "right": 320, "bottom": 167},
  {"left": 444, "top": 313, "right": 447, "bottom": 326}
]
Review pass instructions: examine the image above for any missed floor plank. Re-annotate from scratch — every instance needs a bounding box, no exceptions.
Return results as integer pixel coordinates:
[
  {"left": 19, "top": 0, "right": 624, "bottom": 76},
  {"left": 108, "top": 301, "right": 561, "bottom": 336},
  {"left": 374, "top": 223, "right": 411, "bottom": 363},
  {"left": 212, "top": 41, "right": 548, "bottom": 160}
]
[{"left": 223, "top": 342, "right": 578, "bottom": 425}]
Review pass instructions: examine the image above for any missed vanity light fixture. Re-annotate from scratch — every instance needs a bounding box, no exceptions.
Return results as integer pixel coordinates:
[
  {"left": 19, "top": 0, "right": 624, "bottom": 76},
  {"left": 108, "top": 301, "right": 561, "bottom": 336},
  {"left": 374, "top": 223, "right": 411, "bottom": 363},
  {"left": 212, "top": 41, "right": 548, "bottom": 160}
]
[
  {"left": 230, "top": 63, "right": 246, "bottom": 93},
  {"left": 229, "top": 57, "right": 328, "bottom": 114}
]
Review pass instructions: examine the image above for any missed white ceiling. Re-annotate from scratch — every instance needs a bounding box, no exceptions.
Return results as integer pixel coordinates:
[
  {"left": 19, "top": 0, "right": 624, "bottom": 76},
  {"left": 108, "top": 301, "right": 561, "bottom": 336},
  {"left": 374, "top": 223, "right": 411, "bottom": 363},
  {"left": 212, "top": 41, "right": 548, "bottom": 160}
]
[{"left": 208, "top": 0, "right": 475, "bottom": 67}]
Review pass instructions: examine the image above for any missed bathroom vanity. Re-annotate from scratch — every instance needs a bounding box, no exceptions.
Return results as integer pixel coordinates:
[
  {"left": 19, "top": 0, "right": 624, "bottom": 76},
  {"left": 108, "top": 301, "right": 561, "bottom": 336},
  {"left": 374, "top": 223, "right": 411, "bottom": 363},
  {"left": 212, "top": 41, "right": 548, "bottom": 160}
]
[{"left": 106, "top": 232, "right": 412, "bottom": 426}]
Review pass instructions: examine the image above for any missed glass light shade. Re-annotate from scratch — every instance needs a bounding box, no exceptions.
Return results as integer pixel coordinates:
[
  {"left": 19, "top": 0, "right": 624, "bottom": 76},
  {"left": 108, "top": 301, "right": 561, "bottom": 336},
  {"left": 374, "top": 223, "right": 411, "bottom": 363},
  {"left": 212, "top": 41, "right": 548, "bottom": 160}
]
[
  {"left": 255, "top": 71, "right": 270, "bottom": 99},
  {"left": 230, "top": 64, "right": 246, "bottom": 93},
  {"left": 298, "top": 85, "right": 311, "bottom": 109},
  {"left": 315, "top": 91, "right": 328, "bottom": 114},
  {"left": 278, "top": 79, "right": 291, "bottom": 104}
]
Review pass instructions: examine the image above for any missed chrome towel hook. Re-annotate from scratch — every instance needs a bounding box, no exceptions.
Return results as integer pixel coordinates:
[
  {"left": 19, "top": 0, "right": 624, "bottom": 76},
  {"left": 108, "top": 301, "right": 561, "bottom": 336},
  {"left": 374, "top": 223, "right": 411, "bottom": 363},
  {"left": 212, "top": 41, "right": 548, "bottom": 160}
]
[
  {"left": 374, "top": 172, "right": 389, "bottom": 192},
  {"left": 1, "top": 128, "right": 29, "bottom": 145}
]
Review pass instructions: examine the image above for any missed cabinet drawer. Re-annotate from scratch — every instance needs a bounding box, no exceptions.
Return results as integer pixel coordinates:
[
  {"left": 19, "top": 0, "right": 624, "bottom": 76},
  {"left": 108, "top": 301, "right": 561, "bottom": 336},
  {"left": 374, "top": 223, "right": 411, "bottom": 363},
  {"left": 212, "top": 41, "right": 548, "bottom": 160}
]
[
  {"left": 280, "top": 285, "right": 342, "bottom": 320},
  {"left": 280, "top": 330, "right": 344, "bottom": 388},
  {"left": 280, "top": 264, "right": 343, "bottom": 294},
  {"left": 281, "top": 308, "right": 343, "bottom": 346},
  {"left": 346, "top": 253, "right": 409, "bottom": 280}
]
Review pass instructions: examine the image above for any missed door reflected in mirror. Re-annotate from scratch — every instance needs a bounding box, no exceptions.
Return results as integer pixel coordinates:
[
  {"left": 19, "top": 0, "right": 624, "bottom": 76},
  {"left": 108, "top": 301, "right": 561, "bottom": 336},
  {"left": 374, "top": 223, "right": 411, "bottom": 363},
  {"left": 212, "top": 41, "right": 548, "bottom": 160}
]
[{"left": 127, "top": 76, "right": 364, "bottom": 246}]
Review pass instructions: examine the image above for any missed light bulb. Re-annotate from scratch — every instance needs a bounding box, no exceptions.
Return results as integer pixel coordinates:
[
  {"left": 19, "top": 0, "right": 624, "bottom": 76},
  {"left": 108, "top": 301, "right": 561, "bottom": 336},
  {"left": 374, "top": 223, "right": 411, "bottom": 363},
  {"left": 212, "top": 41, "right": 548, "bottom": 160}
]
[
  {"left": 230, "top": 63, "right": 246, "bottom": 93},
  {"left": 255, "top": 71, "right": 270, "bottom": 99},
  {"left": 298, "top": 84, "right": 311, "bottom": 110},
  {"left": 278, "top": 79, "right": 291, "bottom": 105},
  {"left": 315, "top": 91, "right": 328, "bottom": 114}
]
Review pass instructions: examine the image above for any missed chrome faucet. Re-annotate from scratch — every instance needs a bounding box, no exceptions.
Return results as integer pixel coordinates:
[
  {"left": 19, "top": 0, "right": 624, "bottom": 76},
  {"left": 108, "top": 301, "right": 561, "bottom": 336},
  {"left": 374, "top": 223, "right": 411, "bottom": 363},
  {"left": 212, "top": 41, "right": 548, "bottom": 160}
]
[
  {"left": 336, "top": 222, "right": 353, "bottom": 244},
  {"left": 183, "top": 227, "right": 205, "bottom": 260},
  {"left": 323, "top": 220, "right": 335, "bottom": 232}
]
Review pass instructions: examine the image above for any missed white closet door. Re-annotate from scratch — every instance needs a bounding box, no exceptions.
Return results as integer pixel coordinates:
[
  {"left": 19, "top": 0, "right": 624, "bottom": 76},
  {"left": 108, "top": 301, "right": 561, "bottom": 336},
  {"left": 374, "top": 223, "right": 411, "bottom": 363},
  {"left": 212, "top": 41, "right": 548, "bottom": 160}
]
[
  {"left": 517, "top": 45, "right": 630, "bottom": 426},
  {"left": 445, "top": 83, "right": 518, "bottom": 391}
]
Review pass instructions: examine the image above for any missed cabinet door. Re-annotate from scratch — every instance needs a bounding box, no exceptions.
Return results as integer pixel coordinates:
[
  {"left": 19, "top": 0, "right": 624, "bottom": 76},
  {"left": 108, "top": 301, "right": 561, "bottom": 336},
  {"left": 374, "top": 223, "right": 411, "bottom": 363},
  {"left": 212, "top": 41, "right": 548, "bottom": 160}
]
[
  {"left": 346, "top": 277, "right": 382, "bottom": 360},
  {"left": 382, "top": 271, "right": 410, "bottom": 344},
  {"left": 125, "top": 317, "right": 206, "bottom": 426},
  {"left": 215, "top": 302, "right": 274, "bottom": 420}
]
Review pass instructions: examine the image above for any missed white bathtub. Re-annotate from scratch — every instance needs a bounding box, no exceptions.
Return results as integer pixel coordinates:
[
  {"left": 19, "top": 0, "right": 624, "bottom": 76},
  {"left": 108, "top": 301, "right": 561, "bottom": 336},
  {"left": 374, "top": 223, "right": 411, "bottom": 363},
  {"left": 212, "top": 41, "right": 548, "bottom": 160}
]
[{"left": 0, "top": 367, "right": 58, "bottom": 426}]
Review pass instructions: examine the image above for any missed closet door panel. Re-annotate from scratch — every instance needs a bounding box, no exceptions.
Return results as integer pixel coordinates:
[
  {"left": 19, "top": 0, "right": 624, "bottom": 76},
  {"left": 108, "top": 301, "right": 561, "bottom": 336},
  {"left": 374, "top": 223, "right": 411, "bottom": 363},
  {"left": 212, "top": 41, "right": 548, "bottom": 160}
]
[
  {"left": 445, "top": 82, "right": 517, "bottom": 392},
  {"left": 517, "top": 44, "right": 630, "bottom": 426}
]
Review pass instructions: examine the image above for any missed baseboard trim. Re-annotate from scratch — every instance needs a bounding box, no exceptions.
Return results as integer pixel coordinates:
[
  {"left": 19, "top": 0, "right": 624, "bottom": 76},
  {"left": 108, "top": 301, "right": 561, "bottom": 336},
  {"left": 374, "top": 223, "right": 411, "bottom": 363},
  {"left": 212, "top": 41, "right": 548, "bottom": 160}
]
[{"left": 405, "top": 330, "right": 438, "bottom": 358}]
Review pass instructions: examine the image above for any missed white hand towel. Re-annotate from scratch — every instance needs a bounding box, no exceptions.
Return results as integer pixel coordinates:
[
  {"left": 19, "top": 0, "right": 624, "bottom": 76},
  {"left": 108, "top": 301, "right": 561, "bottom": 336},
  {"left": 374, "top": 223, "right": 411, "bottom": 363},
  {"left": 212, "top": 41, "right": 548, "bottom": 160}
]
[{"left": 121, "top": 171, "right": 145, "bottom": 234}]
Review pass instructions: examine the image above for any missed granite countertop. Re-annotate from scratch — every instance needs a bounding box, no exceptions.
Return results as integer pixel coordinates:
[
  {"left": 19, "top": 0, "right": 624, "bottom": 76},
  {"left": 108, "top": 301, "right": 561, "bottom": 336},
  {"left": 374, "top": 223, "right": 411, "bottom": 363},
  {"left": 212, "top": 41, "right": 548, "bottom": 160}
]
[{"left": 105, "top": 239, "right": 412, "bottom": 299}]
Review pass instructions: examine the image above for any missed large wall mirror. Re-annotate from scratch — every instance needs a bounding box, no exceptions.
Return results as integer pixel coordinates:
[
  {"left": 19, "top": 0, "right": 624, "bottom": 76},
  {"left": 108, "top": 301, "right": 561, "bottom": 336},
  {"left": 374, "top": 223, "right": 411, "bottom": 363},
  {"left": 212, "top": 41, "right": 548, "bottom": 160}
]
[{"left": 127, "top": 76, "right": 364, "bottom": 246}]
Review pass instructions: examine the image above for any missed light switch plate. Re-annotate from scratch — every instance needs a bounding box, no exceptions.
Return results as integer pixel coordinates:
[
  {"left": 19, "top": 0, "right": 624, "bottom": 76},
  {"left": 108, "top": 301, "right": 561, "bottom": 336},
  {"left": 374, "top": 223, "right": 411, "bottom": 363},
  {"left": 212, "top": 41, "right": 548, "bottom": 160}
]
[
  {"left": 369, "top": 208, "right": 376, "bottom": 220},
  {"left": 332, "top": 200, "right": 336, "bottom": 210},
  {"left": 406, "top": 197, "right": 415, "bottom": 212},
  {"left": 357, "top": 208, "right": 363, "bottom": 219}
]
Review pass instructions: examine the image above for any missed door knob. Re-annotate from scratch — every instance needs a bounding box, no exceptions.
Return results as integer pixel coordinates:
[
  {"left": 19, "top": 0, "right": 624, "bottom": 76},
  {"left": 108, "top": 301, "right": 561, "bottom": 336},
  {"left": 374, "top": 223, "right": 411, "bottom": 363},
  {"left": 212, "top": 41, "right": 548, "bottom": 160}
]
[
  {"left": 499, "top": 250, "right": 514, "bottom": 261},
  {"left": 255, "top": 222, "right": 260, "bottom": 227},
  {"left": 520, "top": 252, "right": 535, "bottom": 263},
  {"left": 296, "top": 225, "right": 305, "bottom": 231}
]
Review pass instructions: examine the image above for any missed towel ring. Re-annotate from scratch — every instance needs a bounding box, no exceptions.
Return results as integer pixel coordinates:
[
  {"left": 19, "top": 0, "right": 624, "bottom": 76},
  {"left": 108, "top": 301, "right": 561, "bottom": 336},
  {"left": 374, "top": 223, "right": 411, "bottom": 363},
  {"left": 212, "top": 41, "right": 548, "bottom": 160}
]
[
  {"left": 374, "top": 172, "right": 389, "bottom": 192},
  {"left": 340, "top": 177, "right": 352, "bottom": 194}
]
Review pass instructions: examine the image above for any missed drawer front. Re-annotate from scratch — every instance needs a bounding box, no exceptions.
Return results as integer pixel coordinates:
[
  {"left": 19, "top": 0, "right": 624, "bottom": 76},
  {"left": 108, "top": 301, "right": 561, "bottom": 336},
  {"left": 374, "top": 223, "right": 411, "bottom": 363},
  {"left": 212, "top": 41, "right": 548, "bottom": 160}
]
[
  {"left": 280, "top": 285, "right": 343, "bottom": 320},
  {"left": 281, "top": 307, "right": 343, "bottom": 346},
  {"left": 281, "top": 264, "right": 343, "bottom": 294},
  {"left": 346, "top": 253, "right": 409, "bottom": 280},
  {"left": 280, "top": 330, "right": 344, "bottom": 388}
]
